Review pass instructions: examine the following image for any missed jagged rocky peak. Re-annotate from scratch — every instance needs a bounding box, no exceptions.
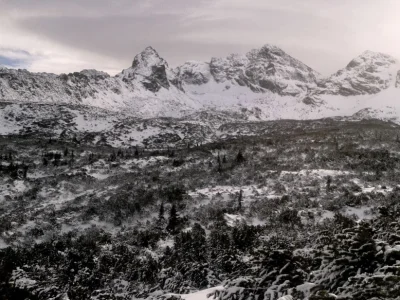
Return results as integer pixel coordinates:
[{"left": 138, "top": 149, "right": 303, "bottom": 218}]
[
  {"left": 248, "top": 44, "right": 287, "bottom": 60},
  {"left": 131, "top": 46, "right": 168, "bottom": 76},
  {"left": 319, "top": 50, "right": 398, "bottom": 96},
  {"left": 120, "top": 46, "right": 175, "bottom": 92},
  {"left": 209, "top": 53, "right": 249, "bottom": 84}
]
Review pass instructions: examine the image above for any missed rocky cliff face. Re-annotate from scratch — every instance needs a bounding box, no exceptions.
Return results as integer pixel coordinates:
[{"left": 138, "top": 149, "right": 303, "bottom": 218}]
[
  {"left": 175, "top": 61, "right": 212, "bottom": 86},
  {"left": 317, "top": 51, "right": 397, "bottom": 96},
  {"left": 244, "top": 45, "right": 319, "bottom": 95}
]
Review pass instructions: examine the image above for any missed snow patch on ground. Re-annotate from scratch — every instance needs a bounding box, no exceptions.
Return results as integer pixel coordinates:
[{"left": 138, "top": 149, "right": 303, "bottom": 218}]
[
  {"left": 180, "top": 286, "right": 224, "bottom": 300},
  {"left": 224, "top": 214, "right": 246, "bottom": 227}
]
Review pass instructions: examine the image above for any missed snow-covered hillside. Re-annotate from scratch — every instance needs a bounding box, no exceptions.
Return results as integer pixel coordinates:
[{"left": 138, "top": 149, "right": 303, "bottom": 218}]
[{"left": 1, "top": 44, "right": 400, "bottom": 123}]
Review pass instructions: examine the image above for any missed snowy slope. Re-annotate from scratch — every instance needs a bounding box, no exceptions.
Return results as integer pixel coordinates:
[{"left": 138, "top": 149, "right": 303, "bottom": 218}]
[{"left": 0, "top": 102, "right": 216, "bottom": 148}]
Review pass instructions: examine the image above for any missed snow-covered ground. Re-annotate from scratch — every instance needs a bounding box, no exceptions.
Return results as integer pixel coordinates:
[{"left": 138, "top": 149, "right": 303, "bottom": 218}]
[{"left": 165, "top": 286, "right": 224, "bottom": 300}]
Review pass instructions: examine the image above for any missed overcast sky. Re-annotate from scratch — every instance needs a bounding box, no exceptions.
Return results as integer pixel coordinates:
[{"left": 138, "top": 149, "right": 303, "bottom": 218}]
[{"left": 1, "top": 0, "right": 400, "bottom": 76}]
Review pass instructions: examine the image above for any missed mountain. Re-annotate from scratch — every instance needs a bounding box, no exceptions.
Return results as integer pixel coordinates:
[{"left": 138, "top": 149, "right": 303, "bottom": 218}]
[
  {"left": 1, "top": 45, "right": 400, "bottom": 122},
  {"left": 177, "top": 44, "right": 320, "bottom": 96},
  {"left": 317, "top": 50, "right": 398, "bottom": 96}
]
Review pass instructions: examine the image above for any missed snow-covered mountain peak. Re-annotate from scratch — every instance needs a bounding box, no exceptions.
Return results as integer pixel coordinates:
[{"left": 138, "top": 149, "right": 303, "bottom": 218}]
[
  {"left": 181, "top": 43, "right": 319, "bottom": 96},
  {"left": 130, "top": 46, "right": 168, "bottom": 76},
  {"left": 345, "top": 50, "right": 397, "bottom": 70},
  {"left": 244, "top": 44, "right": 320, "bottom": 95},
  {"left": 317, "top": 50, "right": 399, "bottom": 96},
  {"left": 116, "top": 46, "right": 178, "bottom": 92}
]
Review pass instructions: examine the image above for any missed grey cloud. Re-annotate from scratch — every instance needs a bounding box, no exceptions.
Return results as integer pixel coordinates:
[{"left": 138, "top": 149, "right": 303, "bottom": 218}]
[
  {"left": 2, "top": 0, "right": 400, "bottom": 75},
  {"left": 17, "top": 5, "right": 351, "bottom": 74}
]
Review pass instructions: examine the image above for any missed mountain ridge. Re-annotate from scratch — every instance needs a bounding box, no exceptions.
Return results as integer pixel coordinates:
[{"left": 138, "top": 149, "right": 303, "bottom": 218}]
[{"left": 1, "top": 44, "right": 399, "bottom": 122}]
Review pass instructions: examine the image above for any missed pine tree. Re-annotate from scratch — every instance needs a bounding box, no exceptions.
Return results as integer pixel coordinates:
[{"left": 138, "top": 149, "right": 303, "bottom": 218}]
[{"left": 64, "top": 148, "right": 69, "bottom": 157}]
